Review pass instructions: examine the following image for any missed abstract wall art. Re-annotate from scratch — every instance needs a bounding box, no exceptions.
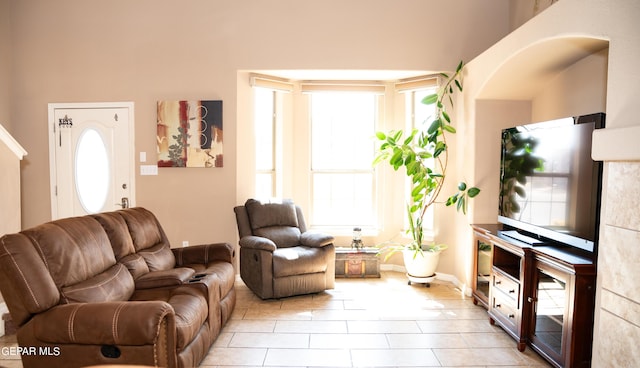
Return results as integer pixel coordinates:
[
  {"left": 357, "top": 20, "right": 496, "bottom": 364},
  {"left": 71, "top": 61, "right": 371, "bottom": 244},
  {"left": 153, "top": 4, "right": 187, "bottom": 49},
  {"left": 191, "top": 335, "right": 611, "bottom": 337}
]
[{"left": 157, "top": 100, "right": 223, "bottom": 168}]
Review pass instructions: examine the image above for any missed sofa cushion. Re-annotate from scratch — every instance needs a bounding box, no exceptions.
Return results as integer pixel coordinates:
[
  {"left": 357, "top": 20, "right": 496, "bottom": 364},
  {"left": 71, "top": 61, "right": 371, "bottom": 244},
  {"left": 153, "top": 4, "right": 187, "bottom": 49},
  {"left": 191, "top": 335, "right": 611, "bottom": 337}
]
[
  {"left": 272, "top": 246, "right": 328, "bottom": 278},
  {"left": 254, "top": 226, "right": 301, "bottom": 248},
  {"left": 0, "top": 233, "right": 61, "bottom": 324},
  {"left": 61, "top": 263, "right": 135, "bottom": 303},
  {"left": 92, "top": 211, "right": 136, "bottom": 260},
  {"left": 22, "top": 216, "right": 116, "bottom": 288},
  {"left": 168, "top": 288, "right": 209, "bottom": 349},
  {"left": 119, "top": 208, "right": 176, "bottom": 271},
  {"left": 135, "top": 268, "right": 195, "bottom": 290},
  {"left": 130, "top": 286, "right": 208, "bottom": 350},
  {"left": 119, "top": 253, "right": 151, "bottom": 279},
  {"left": 245, "top": 199, "right": 298, "bottom": 230},
  {"left": 138, "top": 243, "right": 176, "bottom": 271},
  {"left": 119, "top": 208, "right": 168, "bottom": 251},
  {"left": 184, "top": 262, "right": 236, "bottom": 300}
]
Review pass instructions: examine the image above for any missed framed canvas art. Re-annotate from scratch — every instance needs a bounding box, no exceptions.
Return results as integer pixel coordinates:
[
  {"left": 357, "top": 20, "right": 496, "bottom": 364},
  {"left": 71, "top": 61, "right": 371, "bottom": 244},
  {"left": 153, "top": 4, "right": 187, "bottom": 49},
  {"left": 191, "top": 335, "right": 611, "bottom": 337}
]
[{"left": 157, "top": 100, "right": 223, "bottom": 167}]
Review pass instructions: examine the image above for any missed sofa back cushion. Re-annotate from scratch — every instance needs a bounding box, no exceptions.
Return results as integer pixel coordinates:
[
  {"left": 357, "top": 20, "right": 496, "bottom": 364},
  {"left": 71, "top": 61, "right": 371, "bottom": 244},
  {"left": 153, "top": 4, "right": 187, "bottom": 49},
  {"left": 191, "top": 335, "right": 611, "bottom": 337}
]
[
  {"left": 92, "top": 211, "right": 136, "bottom": 260},
  {"left": 0, "top": 233, "right": 61, "bottom": 326},
  {"left": 21, "top": 216, "right": 135, "bottom": 303},
  {"left": 119, "top": 208, "right": 176, "bottom": 271},
  {"left": 61, "top": 263, "right": 134, "bottom": 303},
  {"left": 22, "top": 217, "right": 117, "bottom": 287},
  {"left": 245, "top": 199, "right": 301, "bottom": 248}
]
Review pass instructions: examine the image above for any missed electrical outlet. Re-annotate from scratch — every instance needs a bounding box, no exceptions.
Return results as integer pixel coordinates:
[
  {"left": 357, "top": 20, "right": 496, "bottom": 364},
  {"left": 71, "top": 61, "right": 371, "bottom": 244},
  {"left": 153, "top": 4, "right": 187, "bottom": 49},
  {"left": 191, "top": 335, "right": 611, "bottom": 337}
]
[{"left": 182, "top": 241, "right": 189, "bottom": 248}]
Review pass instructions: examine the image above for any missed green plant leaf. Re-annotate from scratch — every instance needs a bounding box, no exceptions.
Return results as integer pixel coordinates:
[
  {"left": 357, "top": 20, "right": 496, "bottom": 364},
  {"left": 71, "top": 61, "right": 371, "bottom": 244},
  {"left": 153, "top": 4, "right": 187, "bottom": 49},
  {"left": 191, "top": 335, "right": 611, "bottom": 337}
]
[
  {"left": 455, "top": 79, "right": 463, "bottom": 92},
  {"left": 390, "top": 149, "right": 403, "bottom": 169},
  {"left": 446, "top": 194, "right": 458, "bottom": 206},
  {"left": 457, "top": 196, "right": 465, "bottom": 213},
  {"left": 421, "top": 93, "right": 438, "bottom": 105},
  {"left": 427, "top": 119, "right": 440, "bottom": 134},
  {"left": 433, "top": 141, "right": 446, "bottom": 158},
  {"left": 442, "top": 111, "right": 451, "bottom": 123},
  {"left": 411, "top": 181, "right": 426, "bottom": 197},
  {"left": 403, "top": 133, "right": 415, "bottom": 145},
  {"left": 442, "top": 124, "right": 456, "bottom": 133},
  {"left": 458, "top": 182, "right": 467, "bottom": 191},
  {"left": 406, "top": 161, "right": 420, "bottom": 175},
  {"left": 375, "top": 131, "right": 386, "bottom": 140},
  {"left": 468, "top": 187, "right": 481, "bottom": 197}
]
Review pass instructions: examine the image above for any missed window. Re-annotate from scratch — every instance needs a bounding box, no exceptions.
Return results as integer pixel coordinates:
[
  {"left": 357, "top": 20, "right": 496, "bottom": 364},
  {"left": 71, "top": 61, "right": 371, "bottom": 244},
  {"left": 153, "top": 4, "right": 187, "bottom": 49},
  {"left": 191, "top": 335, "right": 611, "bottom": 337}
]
[
  {"left": 309, "top": 92, "right": 379, "bottom": 229},
  {"left": 254, "top": 88, "right": 276, "bottom": 199}
]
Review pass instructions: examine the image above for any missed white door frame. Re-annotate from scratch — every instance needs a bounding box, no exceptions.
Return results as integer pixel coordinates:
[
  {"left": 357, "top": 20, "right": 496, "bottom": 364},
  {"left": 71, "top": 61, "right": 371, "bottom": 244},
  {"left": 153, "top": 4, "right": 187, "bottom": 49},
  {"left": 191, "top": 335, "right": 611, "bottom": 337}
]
[{"left": 48, "top": 101, "right": 136, "bottom": 219}]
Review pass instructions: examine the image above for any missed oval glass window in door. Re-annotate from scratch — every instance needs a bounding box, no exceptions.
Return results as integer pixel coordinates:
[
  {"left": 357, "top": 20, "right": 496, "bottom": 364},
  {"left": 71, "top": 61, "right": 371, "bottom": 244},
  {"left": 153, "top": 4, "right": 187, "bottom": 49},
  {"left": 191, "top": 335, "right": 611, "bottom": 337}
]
[{"left": 75, "top": 128, "right": 110, "bottom": 213}]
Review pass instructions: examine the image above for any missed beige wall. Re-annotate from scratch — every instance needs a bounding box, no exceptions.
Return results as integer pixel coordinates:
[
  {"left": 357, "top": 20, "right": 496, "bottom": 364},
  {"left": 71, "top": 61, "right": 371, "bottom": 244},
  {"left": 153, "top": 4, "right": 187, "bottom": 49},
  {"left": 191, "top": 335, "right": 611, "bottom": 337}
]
[
  {"left": 0, "top": 131, "right": 24, "bottom": 316},
  {"left": 464, "top": 0, "right": 640, "bottom": 365},
  {"left": 0, "top": 0, "right": 10, "bottom": 128},
  {"left": 0, "top": 0, "right": 12, "bottom": 311},
  {"left": 532, "top": 48, "right": 608, "bottom": 122},
  {"left": 7, "top": 0, "right": 511, "bottom": 255}
]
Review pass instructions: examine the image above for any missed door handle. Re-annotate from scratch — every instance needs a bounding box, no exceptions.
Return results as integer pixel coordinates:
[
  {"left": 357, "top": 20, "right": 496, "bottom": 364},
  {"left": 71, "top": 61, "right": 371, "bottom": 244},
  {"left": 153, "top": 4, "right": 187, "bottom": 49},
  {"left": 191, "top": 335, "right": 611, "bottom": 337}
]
[{"left": 116, "top": 197, "right": 129, "bottom": 209}]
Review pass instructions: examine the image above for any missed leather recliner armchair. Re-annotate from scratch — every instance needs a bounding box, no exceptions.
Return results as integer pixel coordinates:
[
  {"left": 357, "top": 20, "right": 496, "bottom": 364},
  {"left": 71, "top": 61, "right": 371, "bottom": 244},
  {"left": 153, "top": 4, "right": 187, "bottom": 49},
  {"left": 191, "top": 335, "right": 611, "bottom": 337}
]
[{"left": 233, "top": 199, "right": 335, "bottom": 299}]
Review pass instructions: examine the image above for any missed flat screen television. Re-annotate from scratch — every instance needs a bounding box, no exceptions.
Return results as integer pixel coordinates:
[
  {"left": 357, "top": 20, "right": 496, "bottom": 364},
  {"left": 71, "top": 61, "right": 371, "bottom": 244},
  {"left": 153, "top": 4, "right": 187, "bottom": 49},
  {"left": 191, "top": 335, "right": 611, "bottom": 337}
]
[{"left": 498, "top": 113, "right": 605, "bottom": 253}]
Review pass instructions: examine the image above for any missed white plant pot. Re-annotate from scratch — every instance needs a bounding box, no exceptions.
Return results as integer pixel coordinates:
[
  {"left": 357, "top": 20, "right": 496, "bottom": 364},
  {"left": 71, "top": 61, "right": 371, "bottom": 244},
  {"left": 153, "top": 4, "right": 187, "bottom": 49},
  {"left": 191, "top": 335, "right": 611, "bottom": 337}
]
[{"left": 403, "top": 248, "right": 441, "bottom": 278}]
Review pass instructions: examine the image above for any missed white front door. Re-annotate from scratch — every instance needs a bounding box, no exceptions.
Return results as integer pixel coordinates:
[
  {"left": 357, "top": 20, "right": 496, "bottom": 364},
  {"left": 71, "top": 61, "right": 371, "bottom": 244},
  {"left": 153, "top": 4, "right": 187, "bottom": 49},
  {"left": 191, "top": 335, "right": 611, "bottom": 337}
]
[{"left": 48, "top": 102, "right": 135, "bottom": 219}]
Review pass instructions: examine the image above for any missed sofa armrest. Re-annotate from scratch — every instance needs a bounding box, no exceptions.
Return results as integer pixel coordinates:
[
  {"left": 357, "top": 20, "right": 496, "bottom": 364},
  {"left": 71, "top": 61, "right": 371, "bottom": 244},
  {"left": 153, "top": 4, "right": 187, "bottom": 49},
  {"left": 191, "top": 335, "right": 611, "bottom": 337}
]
[
  {"left": 172, "top": 242, "right": 235, "bottom": 266},
  {"left": 301, "top": 232, "right": 334, "bottom": 247},
  {"left": 31, "top": 301, "right": 174, "bottom": 345},
  {"left": 239, "top": 236, "right": 277, "bottom": 252}
]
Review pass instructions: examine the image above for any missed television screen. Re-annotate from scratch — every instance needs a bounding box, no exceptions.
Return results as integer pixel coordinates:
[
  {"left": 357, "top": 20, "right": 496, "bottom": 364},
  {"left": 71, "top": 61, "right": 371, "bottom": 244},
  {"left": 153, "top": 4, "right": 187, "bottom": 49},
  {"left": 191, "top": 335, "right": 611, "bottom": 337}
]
[{"left": 498, "top": 113, "right": 605, "bottom": 252}]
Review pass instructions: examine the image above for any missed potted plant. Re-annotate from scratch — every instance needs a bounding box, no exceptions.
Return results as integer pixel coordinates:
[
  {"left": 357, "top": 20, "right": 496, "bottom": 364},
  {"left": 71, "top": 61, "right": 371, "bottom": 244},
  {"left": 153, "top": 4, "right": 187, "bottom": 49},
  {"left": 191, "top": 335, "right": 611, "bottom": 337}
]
[{"left": 373, "top": 61, "right": 480, "bottom": 283}]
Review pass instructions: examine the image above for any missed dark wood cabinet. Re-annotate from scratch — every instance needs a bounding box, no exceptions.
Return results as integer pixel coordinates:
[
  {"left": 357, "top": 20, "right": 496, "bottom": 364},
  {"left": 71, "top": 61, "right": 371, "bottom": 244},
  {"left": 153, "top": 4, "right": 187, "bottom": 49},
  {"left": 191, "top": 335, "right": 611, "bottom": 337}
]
[
  {"left": 471, "top": 224, "right": 596, "bottom": 368},
  {"left": 528, "top": 247, "right": 596, "bottom": 368}
]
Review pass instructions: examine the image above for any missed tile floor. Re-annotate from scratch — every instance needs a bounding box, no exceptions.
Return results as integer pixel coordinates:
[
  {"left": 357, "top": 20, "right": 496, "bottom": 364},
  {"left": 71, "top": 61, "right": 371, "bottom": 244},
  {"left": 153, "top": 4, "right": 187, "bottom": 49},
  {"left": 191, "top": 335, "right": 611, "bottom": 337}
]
[{"left": 0, "top": 271, "right": 551, "bottom": 367}]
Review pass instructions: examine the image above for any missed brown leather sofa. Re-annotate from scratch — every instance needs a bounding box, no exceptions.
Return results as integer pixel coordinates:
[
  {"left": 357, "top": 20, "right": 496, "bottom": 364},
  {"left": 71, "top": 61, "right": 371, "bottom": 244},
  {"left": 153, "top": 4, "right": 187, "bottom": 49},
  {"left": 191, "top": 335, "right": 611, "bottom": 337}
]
[
  {"left": 234, "top": 199, "right": 335, "bottom": 299},
  {"left": 0, "top": 207, "right": 235, "bottom": 368}
]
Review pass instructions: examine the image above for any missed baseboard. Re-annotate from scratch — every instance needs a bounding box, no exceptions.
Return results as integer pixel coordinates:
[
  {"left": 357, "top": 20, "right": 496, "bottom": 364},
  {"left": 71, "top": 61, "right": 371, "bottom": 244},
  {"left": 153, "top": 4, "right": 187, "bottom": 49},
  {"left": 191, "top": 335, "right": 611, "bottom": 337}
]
[
  {"left": 379, "top": 264, "right": 472, "bottom": 297},
  {"left": 380, "top": 263, "right": 405, "bottom": 273},
  {"left": 0, "top": 302, "right": 7, "bottom": 337}
]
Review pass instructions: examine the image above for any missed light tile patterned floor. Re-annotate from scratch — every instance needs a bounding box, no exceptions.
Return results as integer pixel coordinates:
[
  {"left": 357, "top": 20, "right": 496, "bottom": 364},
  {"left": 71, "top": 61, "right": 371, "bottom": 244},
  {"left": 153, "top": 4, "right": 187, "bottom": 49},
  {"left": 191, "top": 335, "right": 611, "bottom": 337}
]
[
  {"left": 0, "top": 272, "right": 552, "bottom": 367},
  {"left": 205, "top": 271, "right": 551, "bottom": 368}
]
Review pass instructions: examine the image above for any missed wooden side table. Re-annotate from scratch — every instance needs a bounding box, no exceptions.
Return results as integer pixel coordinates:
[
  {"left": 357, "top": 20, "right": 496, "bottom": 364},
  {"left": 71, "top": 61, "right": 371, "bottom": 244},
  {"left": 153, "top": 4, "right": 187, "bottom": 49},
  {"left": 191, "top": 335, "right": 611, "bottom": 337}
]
[{"left": 334, "top": 248, "right": 380, "bottom": 278}]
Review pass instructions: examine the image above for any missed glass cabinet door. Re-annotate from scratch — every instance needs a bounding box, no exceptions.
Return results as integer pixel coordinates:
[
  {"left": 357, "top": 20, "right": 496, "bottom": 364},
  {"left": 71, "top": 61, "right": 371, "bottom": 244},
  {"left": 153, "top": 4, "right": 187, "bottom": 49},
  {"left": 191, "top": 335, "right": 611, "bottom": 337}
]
[
  {"left": 476, "top": 240, "right": 492, "bottom": 300},
  {"left": 531, "top": 266, "right": 567, "bottom": 363}
]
